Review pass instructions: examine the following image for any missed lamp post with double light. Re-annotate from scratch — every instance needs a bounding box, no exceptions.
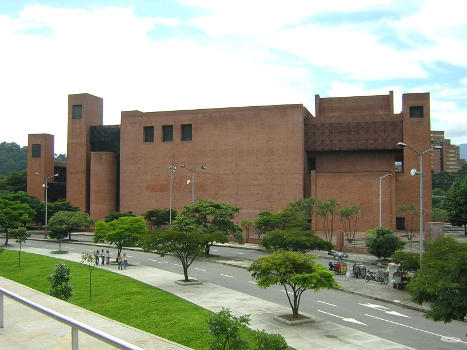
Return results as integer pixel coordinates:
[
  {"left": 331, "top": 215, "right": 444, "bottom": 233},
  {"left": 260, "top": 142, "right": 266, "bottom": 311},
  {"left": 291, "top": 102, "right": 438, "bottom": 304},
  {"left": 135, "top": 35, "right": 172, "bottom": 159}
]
[
  {"left": 35, "top": 172, "right": 58, "bottom": 228},
  {"left": 180, "top": 164, "right": 206, "bottom": 204},
  {"left": 379, "top": 173, "right": 392, "bottom": 227},
  {"left": 168, "top": 165, "right": 176, "bottom": 225},
  {"left": 397, "top": 142, "right": 442, "bottom": 262}
]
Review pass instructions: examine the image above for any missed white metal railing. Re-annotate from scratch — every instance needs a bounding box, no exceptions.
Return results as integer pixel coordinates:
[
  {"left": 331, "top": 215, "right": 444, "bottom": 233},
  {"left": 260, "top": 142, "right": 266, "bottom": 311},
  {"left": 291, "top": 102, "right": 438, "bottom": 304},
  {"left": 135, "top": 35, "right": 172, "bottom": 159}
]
[{"left": 0, "top": 287, "right": 144, "bottom": 350}]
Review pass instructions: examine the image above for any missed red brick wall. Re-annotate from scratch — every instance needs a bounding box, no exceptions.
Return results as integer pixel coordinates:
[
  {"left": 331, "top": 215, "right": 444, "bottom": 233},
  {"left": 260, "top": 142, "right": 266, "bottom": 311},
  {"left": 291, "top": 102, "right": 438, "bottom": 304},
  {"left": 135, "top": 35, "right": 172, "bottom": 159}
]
[
  {"left": 27, "top": 134, "right": 55, "bottom": 201},
  {"left": 90, "top": 152, "right": 117, "bottom": 221},
  {"left": 119, "top": 105, "right": 306, "bottom": 222}
]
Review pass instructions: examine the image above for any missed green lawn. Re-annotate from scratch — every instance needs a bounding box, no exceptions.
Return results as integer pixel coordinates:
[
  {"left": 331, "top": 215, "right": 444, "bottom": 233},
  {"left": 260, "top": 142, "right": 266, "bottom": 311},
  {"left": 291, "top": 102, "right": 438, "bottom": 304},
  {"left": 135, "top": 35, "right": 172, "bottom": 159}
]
[{"left": 0, "top": 250, "right": 256, "bottom": 350}]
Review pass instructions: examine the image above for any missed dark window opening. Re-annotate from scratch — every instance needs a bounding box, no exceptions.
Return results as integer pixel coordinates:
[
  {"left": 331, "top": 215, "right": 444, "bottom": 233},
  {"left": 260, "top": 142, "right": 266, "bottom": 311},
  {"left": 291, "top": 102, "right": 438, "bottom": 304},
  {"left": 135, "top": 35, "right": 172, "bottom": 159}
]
[
  {"left": 409, "top": 106, "right": 423, "bottom": 118},
  {"left": 307, "top": 157, "right": 316, "bottom": 172},
  {"left": 162, "top": 125, "right": 173, "bottom": 142},
  {"left": 72, "top": 105, "right": 82, "bottom": 119},
  {"left": 32, "top": 144, "right": 41, "bottom": 158},
  {"left": 395, "top": 151, "right": 404, "bottom": 173},
  {"left": 181, "top": 124, "right": 192, "bottom": 141},
  {"left": 143, "top": 126, "right": 154, "bottom": 142},
  {"left": 396, "top": 217, "right": 406, "bottom": 231}
]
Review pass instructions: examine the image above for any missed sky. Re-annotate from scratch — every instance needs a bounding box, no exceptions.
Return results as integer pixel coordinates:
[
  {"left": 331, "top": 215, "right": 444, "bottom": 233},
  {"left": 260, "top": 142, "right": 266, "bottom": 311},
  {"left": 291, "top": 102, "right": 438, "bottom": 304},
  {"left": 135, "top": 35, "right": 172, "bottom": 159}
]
[{"left": 1, "top": 0, "right": 466, "bottom": 154}]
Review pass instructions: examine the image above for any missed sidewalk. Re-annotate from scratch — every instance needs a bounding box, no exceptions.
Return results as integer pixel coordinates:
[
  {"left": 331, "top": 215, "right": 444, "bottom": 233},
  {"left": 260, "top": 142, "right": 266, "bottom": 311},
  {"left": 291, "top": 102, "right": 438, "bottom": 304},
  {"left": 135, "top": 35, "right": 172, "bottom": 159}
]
[{"left": 2, "top": 246, "right": 414, "bottom": 350}]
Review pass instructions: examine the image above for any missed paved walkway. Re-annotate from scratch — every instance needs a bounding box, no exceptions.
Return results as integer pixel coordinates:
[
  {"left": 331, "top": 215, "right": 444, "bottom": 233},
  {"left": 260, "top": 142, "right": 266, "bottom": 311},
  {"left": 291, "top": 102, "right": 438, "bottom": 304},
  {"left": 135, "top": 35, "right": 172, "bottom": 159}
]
[{"left": 1, "top": 245, "right": 414, "bottom": 350}]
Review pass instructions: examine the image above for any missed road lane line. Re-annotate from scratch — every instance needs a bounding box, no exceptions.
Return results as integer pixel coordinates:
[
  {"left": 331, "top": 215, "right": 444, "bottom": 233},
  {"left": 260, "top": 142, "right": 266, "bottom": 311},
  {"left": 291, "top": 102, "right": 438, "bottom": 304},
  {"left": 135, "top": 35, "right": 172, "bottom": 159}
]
[
  {"left": 317, "top": 300, "right": 336, "bottom": 307},
  {"left": 318, "top": 310, "right": 367, "bottom": 326},
  {"left": 280, "top": 290, "right": 293, "bottom": 295},
  {"left": 220, "top": 274, "right": 233, "bottom": 278},
  {"left": 248, "top": 281, "right": 257, "bottom": 285},
  {"left": 194, "top": 267, "right": 206, "bottom": 272},
  {"left": 364, "top": 314, "right": 466, "bottom": 344}
]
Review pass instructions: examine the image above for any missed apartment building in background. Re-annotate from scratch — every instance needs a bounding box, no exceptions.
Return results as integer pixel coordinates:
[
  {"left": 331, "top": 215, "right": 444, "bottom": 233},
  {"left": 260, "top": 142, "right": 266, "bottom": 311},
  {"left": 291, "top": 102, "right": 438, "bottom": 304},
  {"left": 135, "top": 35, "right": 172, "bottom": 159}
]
[{"left": 431, "top": 130, "right": 466, "bottom": 173}]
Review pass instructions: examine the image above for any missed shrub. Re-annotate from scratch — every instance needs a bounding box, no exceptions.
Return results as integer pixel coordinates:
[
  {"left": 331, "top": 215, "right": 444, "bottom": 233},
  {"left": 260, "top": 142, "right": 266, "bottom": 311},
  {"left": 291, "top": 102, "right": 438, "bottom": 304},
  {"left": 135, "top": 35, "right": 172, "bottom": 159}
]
[
  {"left": 207, "top": 308, "right": 250, "bottom": 350},
  {"left": 254, "top": 330, "right": 288, "bottom": 350},
  {"left": 366, "top": 227, "right": 405, "bottom": 259},
  {"left": 391, "top": 250, "right": 419, "bottom": 271},
  {"left": 47, "top": 262, "right": 73, "bottom": 301}
]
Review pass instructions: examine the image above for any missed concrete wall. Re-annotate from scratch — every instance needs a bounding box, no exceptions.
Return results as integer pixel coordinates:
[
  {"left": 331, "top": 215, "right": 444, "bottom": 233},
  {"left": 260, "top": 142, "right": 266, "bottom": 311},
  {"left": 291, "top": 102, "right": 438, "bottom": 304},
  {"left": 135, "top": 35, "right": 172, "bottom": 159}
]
[
  {"left": 66, "top": 93, "right": 103, "bottom": 212},
  {"left": 27, "top": 134, "right": 55, "bottom": 201},
  {"left": 90, "top": 152, "right": 117, "bottom": 221},
  {"left": 119, "top": 105, "right": 307, "bottom": 222}
]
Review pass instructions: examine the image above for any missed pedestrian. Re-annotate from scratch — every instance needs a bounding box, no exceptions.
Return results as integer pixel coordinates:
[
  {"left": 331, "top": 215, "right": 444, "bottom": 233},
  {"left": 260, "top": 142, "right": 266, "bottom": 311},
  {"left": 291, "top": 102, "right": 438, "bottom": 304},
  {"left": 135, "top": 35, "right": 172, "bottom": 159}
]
[
  {"left": 101, "top": 249, "right": 105, "bottom": 265},
  {"left": 106, "top": 250, "right": 110, "bottom": 265},
  {"left": 123, "top": 253, "right": 128, "bottom": 270},
  {"left": 95, "top": 249, "right": 100, "bottom": 265},
  {"left": 117, "top": 254, "right": 122, "bottom": 270}
]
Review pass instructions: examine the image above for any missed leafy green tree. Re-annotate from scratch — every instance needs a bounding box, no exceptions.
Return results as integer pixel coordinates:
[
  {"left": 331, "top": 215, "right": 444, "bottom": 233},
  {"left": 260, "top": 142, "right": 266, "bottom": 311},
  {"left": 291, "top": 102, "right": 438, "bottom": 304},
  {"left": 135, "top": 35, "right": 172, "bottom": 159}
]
[
  {"left": 432, "top": 170, "right": 459, "bottom": 192},
  {"left": 432, "top": 188, "right": 445, "bottom": 209},
  {"left": 10, "top": 227, "right": 30, "bottom": 266},
  {"left": 143, "top": 209, "right": 177, "bottom": 230},
  {"left": 81, "top": 253, "right": 96, "bottom": 298},
  {"left": 431, "top": 208, "right": 448, "bottom": 222},
  {"left": 0, "top": 191, "right": 42, "bottom": 224},
  {"left": 48, "top": 225, "right": 69, "bottom": 252},
  {"left": 94, "top": 216, "right": 147, "bottom": 258},
  {"left": 260, "top": 229, "right": 332, "bottom": 253},
  {"left": 365, "top": 227, "right": 405, "bottom": 259},
  {"left": 254, "top": 330, "right": 288, "bottom": 350},
  {"left": 338, "top": 205, "right": 360, "bottom": 242},
  {"left": 444, "top": 176, "right": 467, "bottom": 235},
  {"left": 207, "top": 308, "right": 250, "bottom": 350},
  {"left": 47, "top": 200, "right": 79, "bottom": 217},
  {"left": 140, "top": 230, "right": 204, "bottom": 281},
  {"left": 254, "top": 210, "right": 306, "bottom": 240},
  {"left": 48, "top": 211, "right": 93, "bottom": 240},
  {"left": 408, "top": 237, "right": 466, "bottom": 322},
  {"left": 172, "top": 200, "right": 242, "bottom": 255},
  {"left": 104, "top": 211, "right": 135, "bottom": 223},
  {"left": 0, "top": 199, "right": 34, "bottom": 245},
  {"left": 248, "top": 250, "right": 338, "bottom": 318},
  {"left": 391, "top": 250, "right": 419, "bottom": 272},
  {"left": 317, "top": 199, "right": 339, "bottom": 242},
  {"left": 54, "top": 153, "right": 67, "bottom": 162},
  {"left": 0, "top": 169, "right": 26, "bottom": 192},
  {"left": 0, "top": 142, "right": 27, "bottom": 176},
  {"left": 287, "top": 197, "right": 320, "bottom": 231},
  {"left": 47, "top": 262, "right": 73, "bottom": 301}
]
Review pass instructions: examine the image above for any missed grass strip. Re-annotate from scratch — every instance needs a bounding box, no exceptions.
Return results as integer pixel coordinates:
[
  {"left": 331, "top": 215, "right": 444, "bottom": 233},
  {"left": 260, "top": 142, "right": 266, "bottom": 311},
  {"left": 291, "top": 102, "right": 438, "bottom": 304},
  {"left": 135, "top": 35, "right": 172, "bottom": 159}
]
[{"left": 0, "top": 250, "right": 256, "bottom": 350}]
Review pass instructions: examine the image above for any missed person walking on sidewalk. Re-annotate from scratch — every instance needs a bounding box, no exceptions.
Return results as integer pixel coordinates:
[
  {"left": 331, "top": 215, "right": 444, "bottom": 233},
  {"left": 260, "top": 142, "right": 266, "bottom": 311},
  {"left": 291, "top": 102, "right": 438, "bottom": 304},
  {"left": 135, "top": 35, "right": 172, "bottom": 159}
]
[
  {"left": 123, "top": 253, "right": 128, "bottom": 270},
  {"left": 117, "top": 254, "right": 122, "bottom": 270},
  {"left": 106, "top": 250, "right": 110, "bottom": 265},
  {"left": 95, "top": 249, "right": 100, "bottom": 265},
  {"left": 101, "top": 249, "right": 105, "bottom": 265}
]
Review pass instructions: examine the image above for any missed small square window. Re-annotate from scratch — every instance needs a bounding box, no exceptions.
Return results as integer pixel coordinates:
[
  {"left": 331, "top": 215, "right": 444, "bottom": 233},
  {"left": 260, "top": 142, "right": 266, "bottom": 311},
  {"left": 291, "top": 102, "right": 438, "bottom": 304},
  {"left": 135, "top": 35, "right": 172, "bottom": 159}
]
[
  {"left": 409, "top": 106, "right": 423, "bottom": 118},
  {"left": 181, "top": 124, "right": 192, "bottom": 141},
  {"left": 72, "top": 105, "right": 82, "bottom": 119},
  {"left": 32, "top": 144, "right": 41, "bottom": 158},
  {"left": 396, "top": 217, "right": 406, "bottom": 231},
  {"left": 143, "top": 126, "right": 154, "bottom": 142},
  {"left": 162, "top": 125, "right": 173, "bottom": 142}
]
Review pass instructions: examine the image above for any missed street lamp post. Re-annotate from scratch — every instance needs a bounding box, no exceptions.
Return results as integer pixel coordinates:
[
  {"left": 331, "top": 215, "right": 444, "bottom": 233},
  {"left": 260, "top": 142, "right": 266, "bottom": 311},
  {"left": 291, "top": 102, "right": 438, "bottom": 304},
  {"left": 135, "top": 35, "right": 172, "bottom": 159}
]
[
  {"left": 35, "top": 172, "right": 58, "bottom": 228},
  {"left": 180, "top": 164, "right": 206, "bottom": 204},
  {"left": 379, "top": 174, "right": 392, "bottom": 227},
  {"left": 397, "top": 142, "right": 442, "bottom": 262},
  {"left": 168, "top": 165, "right": 176, "bottom": 225}
]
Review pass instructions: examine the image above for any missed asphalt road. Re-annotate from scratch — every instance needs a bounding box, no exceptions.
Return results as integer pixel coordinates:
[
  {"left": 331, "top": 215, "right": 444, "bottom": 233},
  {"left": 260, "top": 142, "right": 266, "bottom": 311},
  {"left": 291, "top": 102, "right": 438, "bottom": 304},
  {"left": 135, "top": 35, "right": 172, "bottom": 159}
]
[{"left": 16, "top": 239, "right": 467, "bottom": 350}]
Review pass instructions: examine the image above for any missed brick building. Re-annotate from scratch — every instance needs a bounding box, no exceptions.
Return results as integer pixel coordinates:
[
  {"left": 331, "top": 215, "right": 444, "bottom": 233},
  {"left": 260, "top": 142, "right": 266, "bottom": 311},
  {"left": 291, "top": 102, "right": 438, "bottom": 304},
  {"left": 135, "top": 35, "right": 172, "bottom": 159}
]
[
  {"left": 27, "top": 91, "right": 432, "bottom": 235},
  {"left": 431, "top": 130, "right": 465, "bottom": 173}
]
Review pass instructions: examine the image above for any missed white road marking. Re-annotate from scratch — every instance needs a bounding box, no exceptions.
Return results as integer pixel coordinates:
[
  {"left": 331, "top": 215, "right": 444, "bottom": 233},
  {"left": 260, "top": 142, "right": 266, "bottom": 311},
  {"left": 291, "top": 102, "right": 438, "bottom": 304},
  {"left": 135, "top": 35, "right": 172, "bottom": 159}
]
[
  {"left": 172, "top": 263, "right": 181, "bottom": 266},
  {"left": 149, "top": 259, "right": 159, "bottom": 262},
  {"left": 220, "top": 273, "right": 233, "bottom": 278},
  {"left": 317, "top": 300, "right": 337, "bottom": 307},
  {"left": 248, "top": 281, "right": 257, "bottom": 285},
  {"left": 211, "top": 249, "right": 218, "bottom": 252},
  {"left": 87, "top": 249, "right": 94, "bottom": 252},
  {"left": 237, "top": 252, "right": 244, "bottom": 255},
  {"left": 318, "top": 310, "right": 367, "bottom": 326},
  {"left": 364, "top": 314, "right": 466, "bottom": 344},
  {"left": 194, "top": 267, "right": 206, "bottom": 272},
  {"left": 385, "top": 310, "right": 411, "bottom": 318},
  {"left": 281, "top": 289, "right": 293, "bottom": 295},
  {"left": 359, "top": 303, "right": 411, "bottom": 318}
]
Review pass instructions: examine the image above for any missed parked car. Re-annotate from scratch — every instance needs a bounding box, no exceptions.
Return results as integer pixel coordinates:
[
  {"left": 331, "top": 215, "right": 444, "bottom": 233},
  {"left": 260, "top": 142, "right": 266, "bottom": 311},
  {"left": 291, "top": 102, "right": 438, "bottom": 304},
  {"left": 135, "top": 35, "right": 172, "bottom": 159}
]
[{"left": 328, "top": 250, "right": 348, "bottom": 259}]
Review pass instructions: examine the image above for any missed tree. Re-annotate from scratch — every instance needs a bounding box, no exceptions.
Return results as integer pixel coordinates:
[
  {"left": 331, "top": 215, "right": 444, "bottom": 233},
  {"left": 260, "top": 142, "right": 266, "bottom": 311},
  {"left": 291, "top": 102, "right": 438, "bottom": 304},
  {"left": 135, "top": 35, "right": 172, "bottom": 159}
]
[
  {"left": 444, "top": 176, "right": 467, "bottom": 235},
  {"left": 47, "top": 262, "right": 73, "bottom": 301},
  {"left": 260, "top": 229, "right": 332, "bottom": 253},
  {"left": 0, "top": 169, "right": 26, "bottom": 192},
  {"left": 365, "top": 227, "right": 405, "bottom": 259},
  {"left": 254, "top": 210, "right": 305, "bottom": 239},
  {"left": 338, "top": 205, "right": 360, "bottom": 242},
  {"left": 287, "top": 197, "right": 320, "bottom": 231},
  {"left": 207, "top": 308, "right": 250, "bottom": 350},
  {"left": 48, "top": 225, "right": 69, "bottom": 252},
  {"left": 140, "top": 230, "right": 204, "bottom": 281},
  {"left": 431, "top": 208, "right": 448, "bottom": 222},
  {"left": 432, "top": 187, "right": 445, "bottom": 209},
  {"left": 432, "top": 170, "right": 459, "bottom": 192},
  {"left": 248, "top": 250, "right": 338, "bottom": 318},
  {"left": 391, "top": 250, "right": 419, "bottom": 272},
  {"left": 47, "top": 200, "right": 80, "bottom": 218},
  {"left": 0, "top": 191, "right": 42, "bottom": 225},
  {"left": 104, "top": 211, "right": 135, "bottom": 223},
  {"left": 10, "top": 227, "right": 30, "bottom": 266},
  {"left": 317, "top": 199, "right": 339, "bottom": 242},
  {"left": 48, "top": 211, "right": 93, "bottom": 240},
  {"left": 408, "top": 237, "right": 466, "bottom": 322},
  {"left": 94, "top": 216, "right": 147, "bottom": 258},
  {"left": 0, "top": 199, "right": 34, "bottom": 245},
  {"left": 143, "top": 209, "right": 177, "bottom": 230},
  {"left": 0, "top": 142, "right": 27, "bottom": 176},
  {"left": 81, "top": 253, "right": 96, "bottom": 298},
  {"left": 172, "top": 200, "right": 242, "bottom": 255}
]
